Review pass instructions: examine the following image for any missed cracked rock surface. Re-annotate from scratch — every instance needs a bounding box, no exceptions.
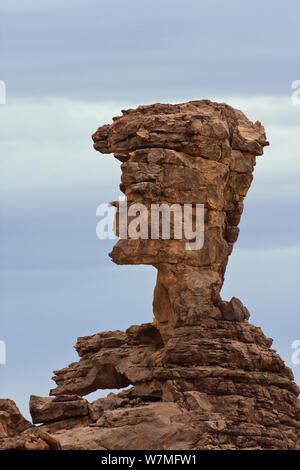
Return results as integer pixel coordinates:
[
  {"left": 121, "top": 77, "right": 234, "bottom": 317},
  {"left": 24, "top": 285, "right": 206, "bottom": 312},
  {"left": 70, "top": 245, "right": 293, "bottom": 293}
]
[{"left": 1, "top": 100, "right": 299, "bottom": 450}]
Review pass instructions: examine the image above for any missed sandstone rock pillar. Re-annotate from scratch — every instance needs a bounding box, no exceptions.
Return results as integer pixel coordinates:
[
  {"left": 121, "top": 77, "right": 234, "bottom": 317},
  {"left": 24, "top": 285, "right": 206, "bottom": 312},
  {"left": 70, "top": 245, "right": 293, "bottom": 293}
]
[
  {"left": 1, "top": 100, "right": 299, "bottom": 450},
  {"left": 92, "top": 100, "right": 267, "bottom": 340}
]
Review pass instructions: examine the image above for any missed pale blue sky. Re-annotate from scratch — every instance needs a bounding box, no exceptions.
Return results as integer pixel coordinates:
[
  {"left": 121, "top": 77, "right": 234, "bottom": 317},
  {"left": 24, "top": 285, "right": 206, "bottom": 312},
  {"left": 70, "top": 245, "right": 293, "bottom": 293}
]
[{"left": 0, "top": 0, "right": 299, "bottom": 419}]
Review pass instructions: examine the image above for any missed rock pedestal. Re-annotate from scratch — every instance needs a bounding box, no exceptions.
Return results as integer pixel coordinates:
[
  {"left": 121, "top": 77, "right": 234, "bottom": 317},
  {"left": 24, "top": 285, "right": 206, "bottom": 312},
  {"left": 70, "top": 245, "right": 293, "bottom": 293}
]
[{"left": 1, "top": 100, "right": 299, "bottom": 450}]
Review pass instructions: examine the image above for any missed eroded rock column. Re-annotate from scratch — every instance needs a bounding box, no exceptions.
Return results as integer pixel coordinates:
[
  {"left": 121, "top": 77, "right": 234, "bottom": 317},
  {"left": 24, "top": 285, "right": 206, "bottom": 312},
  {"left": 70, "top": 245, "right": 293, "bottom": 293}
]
[
  {"left": 92, "top": 100, "right": 267, "bottom": 340},
  {"left": 1, "top": 100, "right": 299, "bottom": 450}
]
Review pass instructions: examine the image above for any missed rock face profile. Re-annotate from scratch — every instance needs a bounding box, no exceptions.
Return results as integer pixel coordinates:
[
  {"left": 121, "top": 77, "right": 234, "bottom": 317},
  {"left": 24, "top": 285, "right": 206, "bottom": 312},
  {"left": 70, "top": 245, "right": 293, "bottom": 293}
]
[{"left": 1, "top": 100, "right": 299, "bottom": 450}]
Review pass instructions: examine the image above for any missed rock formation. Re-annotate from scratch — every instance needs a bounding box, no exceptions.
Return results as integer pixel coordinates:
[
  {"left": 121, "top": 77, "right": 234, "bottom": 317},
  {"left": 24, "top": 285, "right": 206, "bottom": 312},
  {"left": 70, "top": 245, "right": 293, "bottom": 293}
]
[{"left": 1, "top": 100, "right": 299, "bottom": 450}]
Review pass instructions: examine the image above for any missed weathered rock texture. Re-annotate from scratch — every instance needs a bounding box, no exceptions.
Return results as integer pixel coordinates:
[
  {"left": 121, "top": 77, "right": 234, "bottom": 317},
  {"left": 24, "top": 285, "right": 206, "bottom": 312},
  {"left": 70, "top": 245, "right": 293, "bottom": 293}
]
[{"left": 1, "top": 100, "right": 299, "bottom": 450}]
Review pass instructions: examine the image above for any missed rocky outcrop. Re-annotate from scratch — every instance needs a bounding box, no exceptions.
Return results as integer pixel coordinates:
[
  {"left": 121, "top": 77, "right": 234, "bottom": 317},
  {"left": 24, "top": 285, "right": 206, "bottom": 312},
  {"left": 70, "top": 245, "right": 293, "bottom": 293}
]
[
  {"left": 1, "top": 100, "right": 299, "bottom": 450},
  {"left": 0, "top": 399, "right": 61, "bottom": 450},
  {"left": 93, "top": 101, "right": 267, "bottom": 341},
  {"left": 0, "top": 399, "right": 32, "bottom": 439}
]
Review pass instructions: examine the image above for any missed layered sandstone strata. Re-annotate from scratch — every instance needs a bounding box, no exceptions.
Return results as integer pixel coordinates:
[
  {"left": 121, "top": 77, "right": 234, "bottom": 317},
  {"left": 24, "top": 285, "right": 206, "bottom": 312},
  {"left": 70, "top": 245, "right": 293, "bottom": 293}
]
[{"left": 1, "top": 100, "right": 299, "bottom": 450}]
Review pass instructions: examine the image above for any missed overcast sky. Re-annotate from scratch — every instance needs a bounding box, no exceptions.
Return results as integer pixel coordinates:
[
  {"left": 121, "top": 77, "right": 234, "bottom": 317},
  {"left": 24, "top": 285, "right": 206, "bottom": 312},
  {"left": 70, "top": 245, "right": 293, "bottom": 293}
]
[{"left": 0, "top": 0, "right": 299, "bottom": 419}]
